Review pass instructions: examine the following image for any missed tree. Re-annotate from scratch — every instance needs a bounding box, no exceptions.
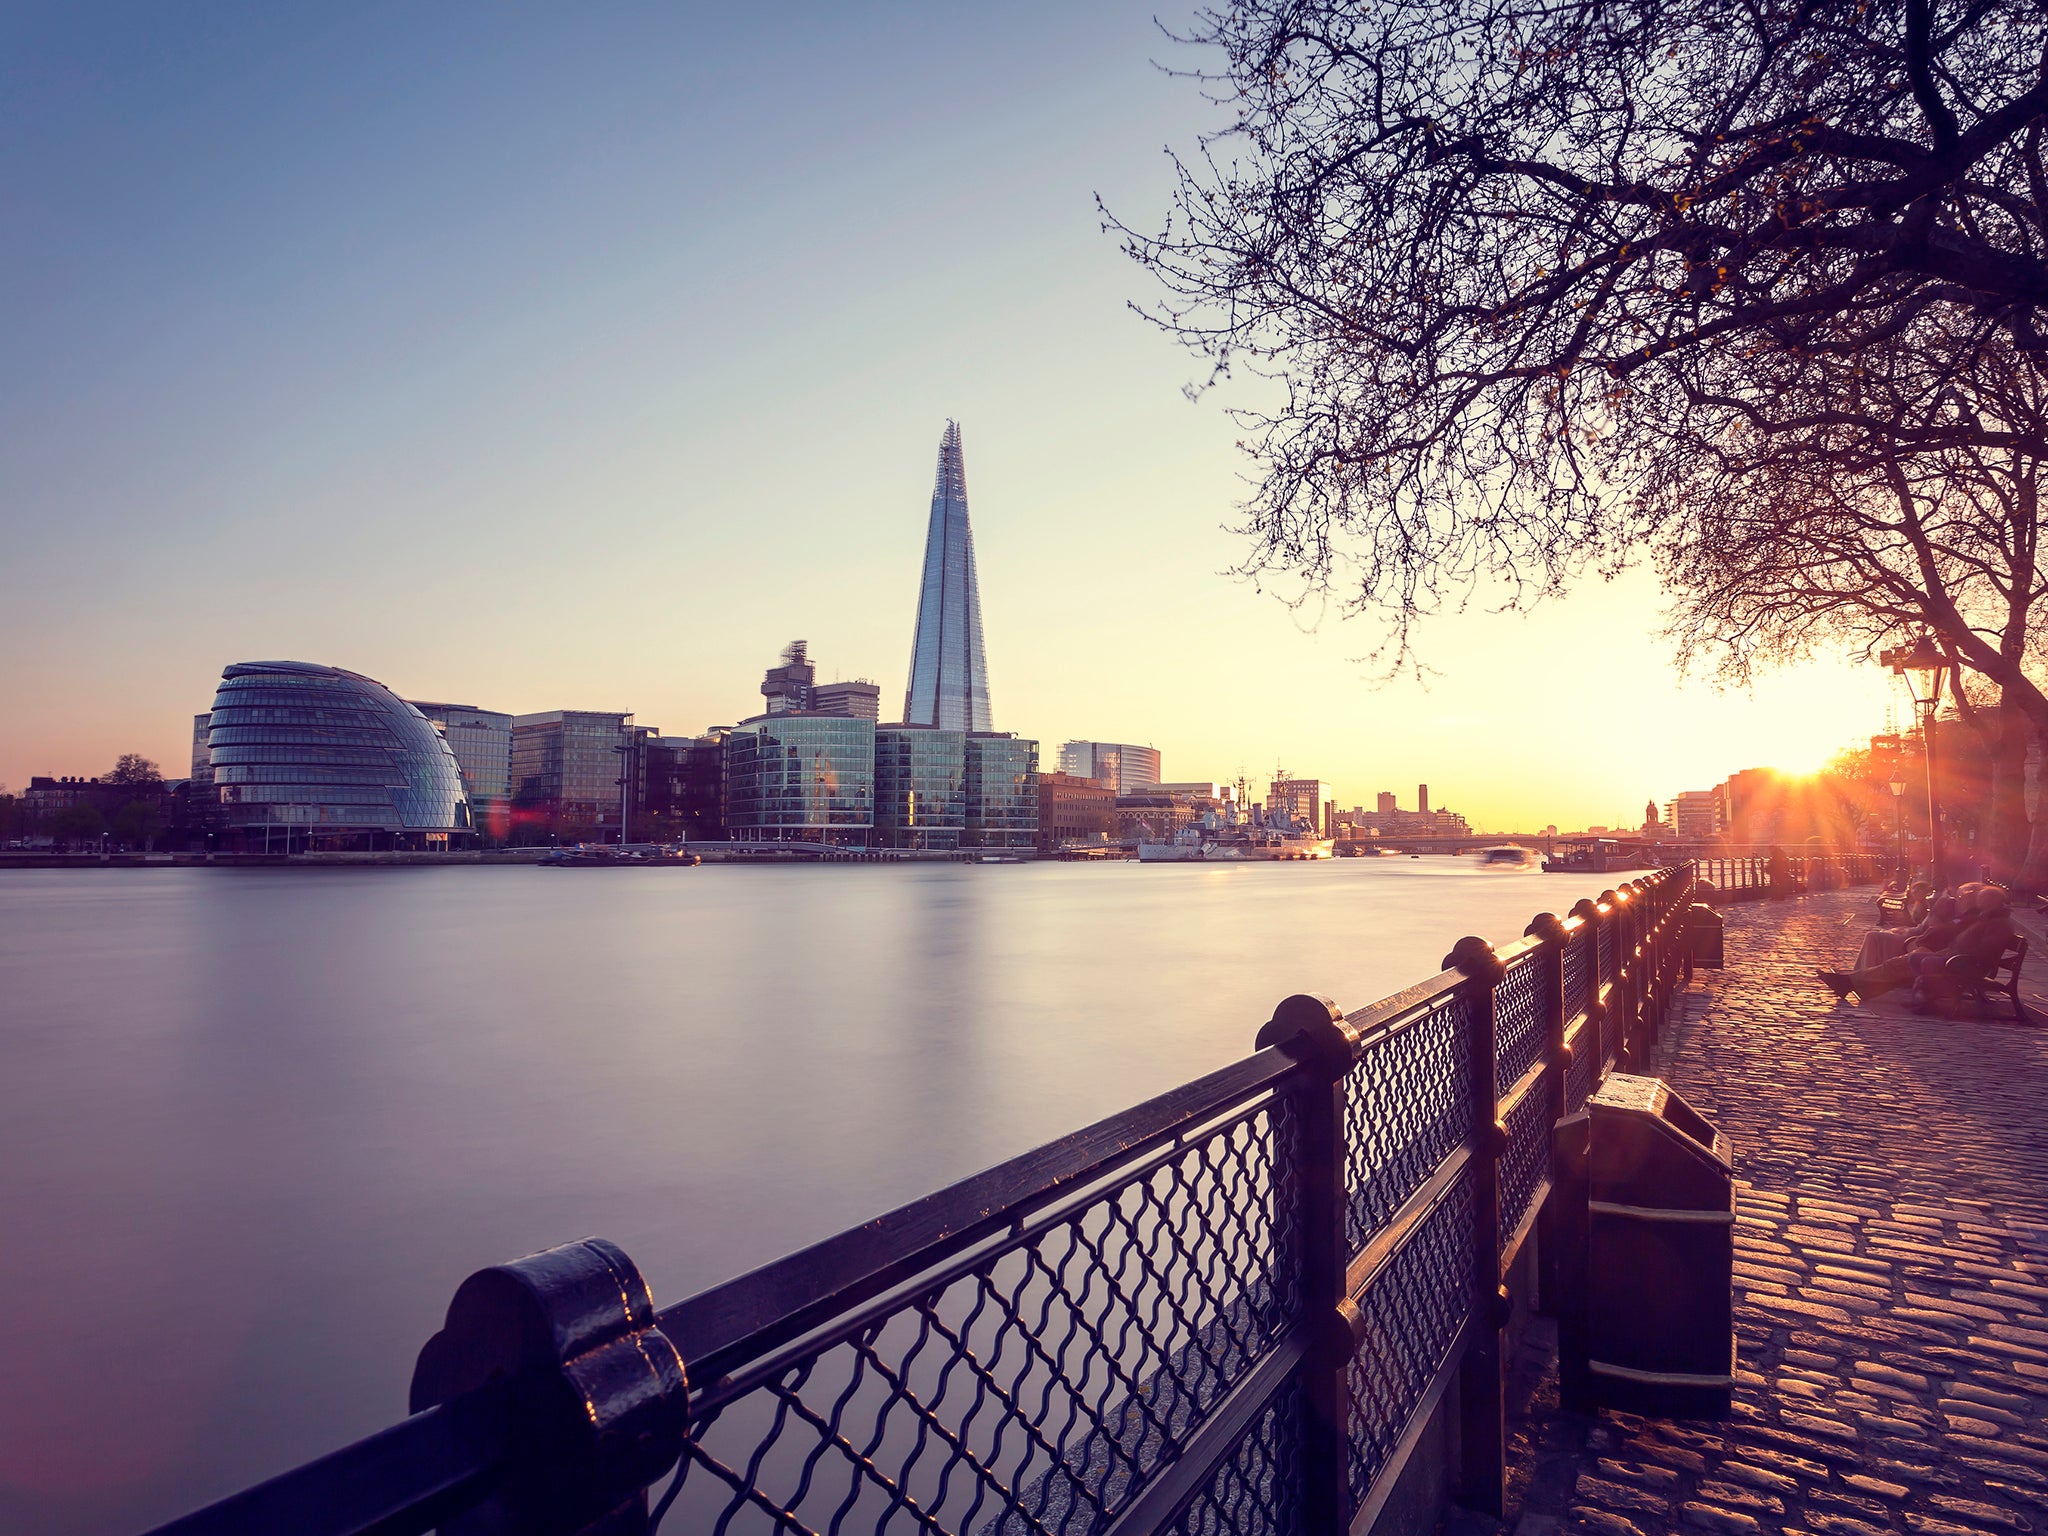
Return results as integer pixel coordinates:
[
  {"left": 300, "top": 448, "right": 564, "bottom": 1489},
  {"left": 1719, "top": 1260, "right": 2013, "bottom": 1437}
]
[
  {"left": 110, "top": 799, "right": 164, "bottom": 851},
  {"left": 1636, "top": 319, "right": 2048, "bottom": 877},
  {"left": 105, "top": 753, "right": 162, "bottom": 787},
  {"left": 51, "top": 802, "right": 105, "bottom": 849},
  {"left": 1112, "top": 0, "right": 2048, "bottom": 654}
]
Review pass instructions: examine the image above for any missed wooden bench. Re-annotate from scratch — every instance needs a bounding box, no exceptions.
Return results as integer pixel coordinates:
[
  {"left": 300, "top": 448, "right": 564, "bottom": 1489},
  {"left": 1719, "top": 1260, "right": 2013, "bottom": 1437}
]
[{"left": 1939, "top": 935, "right": 2030, "bottom": 1024}]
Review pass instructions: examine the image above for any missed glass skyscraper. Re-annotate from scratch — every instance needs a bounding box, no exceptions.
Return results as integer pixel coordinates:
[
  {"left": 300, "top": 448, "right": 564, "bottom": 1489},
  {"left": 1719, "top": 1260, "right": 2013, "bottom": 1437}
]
[{"left": 903, "top": 421, "right": 993, "bottom": 732}]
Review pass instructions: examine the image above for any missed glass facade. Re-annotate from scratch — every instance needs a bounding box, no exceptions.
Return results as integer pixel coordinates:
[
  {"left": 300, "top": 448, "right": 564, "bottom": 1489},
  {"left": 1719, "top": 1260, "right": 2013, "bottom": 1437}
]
[
  {"left": 509, "top": 711, "right": 631, "bottom": 842},
  {"left": 873, "top": 726, "right": 966, "bottom": 850},
  {"left": 410, "top": 702, "right": 513, "bottom": 842},
  {"left": 724, "top": 714, "right": 875, "bottom": 845},
  {"left": 203, "top": 661, "right": 472, "bottom": 849},
  {"left": 903, "top": 421, "right": 994, "bottom": 732},
  {"left": 965, "top": 734, "right": 1039, "bottom": 849}
]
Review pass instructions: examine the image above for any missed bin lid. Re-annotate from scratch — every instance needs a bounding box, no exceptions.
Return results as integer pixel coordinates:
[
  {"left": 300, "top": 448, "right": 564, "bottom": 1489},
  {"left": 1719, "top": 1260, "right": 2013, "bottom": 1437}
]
[{"left": 1587, "top": 1073, "right": 1732, "bottom": 1210}]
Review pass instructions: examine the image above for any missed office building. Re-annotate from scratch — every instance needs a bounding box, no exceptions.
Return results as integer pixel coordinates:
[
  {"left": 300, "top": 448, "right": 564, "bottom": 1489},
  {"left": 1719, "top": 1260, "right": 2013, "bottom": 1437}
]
[
  {"left": 201, "top": 660, "right": 472, "bottom": 852},
  {"left": 903, "top": 421, "right": 993, "bottom": 731},
  {"left": 510, "top": 710, "right": 633, "bottom": 843},
  {"left": 813, "top": 680, "right": 882, "bottom": 721},
  {"left": 1057, "top": 741, "right": 1163, "bottom": 797},
  {"left": 873, "top": 725, "right": 967, "bottom": 850},
  {"left": 1146, "top": 781, "right": 1231, "bottom": 803},
  {"left": 723, "top": 713, "right": 876, "bottom": 845},
  {"left": 965, "top": 734, "right": 1038, "bottom": 849},
  {"left": 761, "top": 641, "right": 816, "bottom": 713},
  {"left": 1376, "top": 790, "right": 1397, "bottom": 816},
  {"left": 410, "top": 702, "right": 514, "bottom": 842},
  {"left": 1664, "top": 790, "right": 1722, "bottom": 842},
  {"left": 1036, "top": 771, "right": 1118, "bottom": 851},
  {"left": 190, "top": 714, "right": 214, "bottom": 787}
]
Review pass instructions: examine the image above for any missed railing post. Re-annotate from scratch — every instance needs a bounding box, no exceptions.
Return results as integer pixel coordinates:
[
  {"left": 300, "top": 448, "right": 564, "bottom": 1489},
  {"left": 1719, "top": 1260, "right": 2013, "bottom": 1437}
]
[
  {"left": 1600, "top": 887, "right": 1638, "bottom": 1070},
  {"left": 1525, "top": 912, "right": 1570, "bottom": 1312},
  {"left": 411, "top": 1238, "right": 690, "bottom": 1536},
  {"left": 1256, "top": 993, "right": 1362, "bottom": 1536},
  {"left": 1444, "top": 936, "right": 1508, "bottom": 1519},
  {"left": 1569, "top": 895, "right": 1605, "bottom": 1072}
]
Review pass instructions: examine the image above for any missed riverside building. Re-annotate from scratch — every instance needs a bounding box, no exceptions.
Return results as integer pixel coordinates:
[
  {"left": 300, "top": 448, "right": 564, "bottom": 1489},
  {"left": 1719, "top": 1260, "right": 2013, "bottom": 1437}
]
[
  {"left": 903, "top": 421, "right": 993, "bottom": 732},
  {"left": 409, "top": 701, "right": 513, "bottom": 842},
  {"left": 1057, "top": 741, "right": 1162, "bottom": 796},
  {"left": 965, "top": 734, "right": 1039, "bottom": 849},
  {"left": 200, "top": 659, "right": 473, "bottom": 852},
  {"left": 509, "top": 710, "right": 633, "bottom": 844},
  {"left": 873, "top": 724, "right": 967, "bottom": 850},
  {"left": 723, "top": 712, "right": 876, "bottom": 845}
]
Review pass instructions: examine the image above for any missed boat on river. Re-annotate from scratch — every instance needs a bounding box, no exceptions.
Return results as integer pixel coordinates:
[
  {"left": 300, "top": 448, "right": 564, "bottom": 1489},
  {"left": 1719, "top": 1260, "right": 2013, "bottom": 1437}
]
[
  {"left": 1479, "top": 845, "right": 1538, "bottom": 868},
  {"left": 1137, "top": 802, "right": 1334, "bottom": 862}
]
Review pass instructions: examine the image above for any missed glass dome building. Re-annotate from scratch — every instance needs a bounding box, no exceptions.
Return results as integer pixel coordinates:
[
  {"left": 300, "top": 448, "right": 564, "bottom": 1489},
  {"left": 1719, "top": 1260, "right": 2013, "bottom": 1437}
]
[{"left": 202, "top": 660, "right": 474, "bottom": 851}]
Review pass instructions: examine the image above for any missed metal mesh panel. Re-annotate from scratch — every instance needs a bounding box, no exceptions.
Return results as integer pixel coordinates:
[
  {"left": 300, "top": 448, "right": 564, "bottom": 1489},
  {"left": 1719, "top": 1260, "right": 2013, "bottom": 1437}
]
[
  {"left": 1564, "top": 1018, "right": 1598, "bottom": 1113},
  {"left": 1561, "top": 928, "right": 1591, "bottom": 1023},
  {"left": 1596, "top": 920, "right": 1615, "bottom": 990},
  {"left": 1160, "top": 1375, "right": 1308, "bottom": 1536},
  {"left": 1343, "top": 1167, "right": 1478, "bottom": 1506},
  {"left": 1342, "top": 990, "right": 1476, "bottom": 1256},
  {"left": 1494, "top": 952, "right": 1546, "bottom": 1091},
  {"left": 657, "top": 1095, "right": 1303, "bottom": 1535},
  {"left": 1498, "top": 1083, "right": 1552, "bottom": 1249}
]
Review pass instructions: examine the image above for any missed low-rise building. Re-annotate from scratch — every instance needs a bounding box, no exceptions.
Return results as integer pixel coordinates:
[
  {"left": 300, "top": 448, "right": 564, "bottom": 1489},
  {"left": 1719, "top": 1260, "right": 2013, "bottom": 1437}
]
[{"left": 1036, "top": 771, "right": 1118, "bottom": 851}]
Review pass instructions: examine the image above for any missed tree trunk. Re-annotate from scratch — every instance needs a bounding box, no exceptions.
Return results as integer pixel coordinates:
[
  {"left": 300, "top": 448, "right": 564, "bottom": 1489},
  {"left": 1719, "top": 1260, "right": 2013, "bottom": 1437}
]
[{"left": 1985, "top": 709, "right": 2031, "bottom": 887}]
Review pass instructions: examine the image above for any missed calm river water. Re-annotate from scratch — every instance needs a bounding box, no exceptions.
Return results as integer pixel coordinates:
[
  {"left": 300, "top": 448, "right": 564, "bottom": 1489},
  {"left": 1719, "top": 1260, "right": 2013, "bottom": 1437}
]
[{"left": 0, "top": 857, "right": 1613, "bottom": 1533}]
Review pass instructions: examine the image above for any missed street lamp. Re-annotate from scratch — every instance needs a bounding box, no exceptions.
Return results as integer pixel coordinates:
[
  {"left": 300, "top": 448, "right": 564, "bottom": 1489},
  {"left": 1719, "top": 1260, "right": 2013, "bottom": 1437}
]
[
  {"left": 1882, "top": 635, "right": 1948, "bottom": 884},
  {"left": 1886, "top": 769, "right": 1908, "bottom": 879}
]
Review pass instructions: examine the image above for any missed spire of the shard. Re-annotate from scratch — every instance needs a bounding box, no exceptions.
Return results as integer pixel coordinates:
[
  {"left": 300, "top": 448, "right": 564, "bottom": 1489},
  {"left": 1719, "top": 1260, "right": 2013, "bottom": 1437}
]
[{"left": 902, "top": 420, "right": 992, "bottom": 731}]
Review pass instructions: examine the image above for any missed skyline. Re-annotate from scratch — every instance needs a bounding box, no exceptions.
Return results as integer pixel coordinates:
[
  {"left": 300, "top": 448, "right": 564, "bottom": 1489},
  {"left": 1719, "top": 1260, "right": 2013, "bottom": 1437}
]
[{"left": 1, "top": 3, "right": 1896, "bottom": 826}]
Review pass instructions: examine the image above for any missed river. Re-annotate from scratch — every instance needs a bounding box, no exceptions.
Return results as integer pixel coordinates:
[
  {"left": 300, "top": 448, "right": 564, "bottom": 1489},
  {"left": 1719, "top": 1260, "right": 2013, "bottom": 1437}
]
[{"left": 0, "top": 857, "right": 1614, "bottom": 1533}]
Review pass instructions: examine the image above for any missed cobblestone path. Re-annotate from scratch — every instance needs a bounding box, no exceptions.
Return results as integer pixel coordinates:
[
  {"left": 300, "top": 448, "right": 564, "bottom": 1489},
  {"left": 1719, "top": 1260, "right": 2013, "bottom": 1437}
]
[{"left": 1509, "top": 888, "right": 2048, "bottom": 1536}]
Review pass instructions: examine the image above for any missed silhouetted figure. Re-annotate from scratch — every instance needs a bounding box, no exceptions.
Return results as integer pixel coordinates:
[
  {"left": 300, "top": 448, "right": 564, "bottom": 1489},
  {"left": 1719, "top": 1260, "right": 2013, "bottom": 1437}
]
[{"left": 1820, "top": 885, "right": 2014, "bottom": 1006}]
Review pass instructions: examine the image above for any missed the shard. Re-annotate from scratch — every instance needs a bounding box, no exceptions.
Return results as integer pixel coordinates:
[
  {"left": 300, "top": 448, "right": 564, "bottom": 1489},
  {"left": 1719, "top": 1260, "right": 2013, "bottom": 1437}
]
[{"left": 902, "top": 420, "right": 993, "bottom": 731}]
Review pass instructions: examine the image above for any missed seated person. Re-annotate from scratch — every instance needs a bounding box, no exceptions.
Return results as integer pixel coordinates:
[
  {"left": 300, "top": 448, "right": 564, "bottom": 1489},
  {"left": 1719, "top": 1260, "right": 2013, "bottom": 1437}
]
[
  {"left": 1853, "top": 880, "right": 1950, "bottom": 968},
  {"left": 1900, "top": 880, "right": 1934, "bottom": 926},
  {"left": 1820, "top": 885, "right": 2014, "bottom": 1005}
]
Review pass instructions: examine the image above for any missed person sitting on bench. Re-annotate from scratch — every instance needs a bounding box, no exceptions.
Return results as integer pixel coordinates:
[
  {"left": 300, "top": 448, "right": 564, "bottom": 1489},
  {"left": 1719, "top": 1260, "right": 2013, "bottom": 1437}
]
[{"left": 1821, "top": 884, "right": 2014, "bottom": 1006}]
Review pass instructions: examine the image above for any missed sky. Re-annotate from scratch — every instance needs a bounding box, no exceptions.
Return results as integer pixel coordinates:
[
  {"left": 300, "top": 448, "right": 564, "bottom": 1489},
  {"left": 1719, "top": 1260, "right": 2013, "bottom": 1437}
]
[{"left": 0, "top": 2, "right": 1897, "bottom": 830}]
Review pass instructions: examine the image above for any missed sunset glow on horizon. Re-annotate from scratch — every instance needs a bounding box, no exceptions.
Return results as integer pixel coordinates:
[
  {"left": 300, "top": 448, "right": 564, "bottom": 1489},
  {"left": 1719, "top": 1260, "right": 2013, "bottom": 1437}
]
[{"left": 0, "top": 3, "right": 1901, "bottom": 830}]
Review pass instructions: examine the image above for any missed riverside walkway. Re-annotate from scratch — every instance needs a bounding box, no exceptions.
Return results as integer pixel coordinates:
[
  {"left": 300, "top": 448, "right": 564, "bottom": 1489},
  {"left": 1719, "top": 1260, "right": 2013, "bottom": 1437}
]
[{"left": 1507, "top": 888, "right": 2048, "bottom": 1536}]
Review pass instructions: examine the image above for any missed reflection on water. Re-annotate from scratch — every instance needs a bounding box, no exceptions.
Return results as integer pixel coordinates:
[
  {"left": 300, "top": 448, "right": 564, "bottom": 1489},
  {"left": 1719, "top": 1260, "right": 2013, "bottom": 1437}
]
[{"left": 0, "top": 858, "right": 1609, "bottom": 1533}]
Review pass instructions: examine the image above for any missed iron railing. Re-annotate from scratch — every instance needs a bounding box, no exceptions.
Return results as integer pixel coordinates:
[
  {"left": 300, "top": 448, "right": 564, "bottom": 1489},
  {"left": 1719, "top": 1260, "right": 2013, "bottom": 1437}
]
[
  {"left": 1691, "top": 852, "right": 1885, "bottom": 899},
  {"left": 144, "top": 862, "right": 1816, "bottom": 1536}
]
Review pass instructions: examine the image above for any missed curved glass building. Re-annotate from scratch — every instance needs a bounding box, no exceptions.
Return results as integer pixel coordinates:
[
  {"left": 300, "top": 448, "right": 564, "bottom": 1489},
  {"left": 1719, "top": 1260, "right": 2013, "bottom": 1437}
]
[{"left": 202, "top": 660, "right": 473, "bottom": 851}]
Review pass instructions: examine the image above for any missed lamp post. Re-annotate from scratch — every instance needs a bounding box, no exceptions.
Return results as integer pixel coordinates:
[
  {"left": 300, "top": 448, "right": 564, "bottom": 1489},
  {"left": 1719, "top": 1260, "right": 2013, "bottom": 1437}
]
[
  {"left": 1882, "top": 636, "right": 1948, "bottom": 884},
  {"left": 1886, "top": 769, "right": 1908, "bottom": 879}
]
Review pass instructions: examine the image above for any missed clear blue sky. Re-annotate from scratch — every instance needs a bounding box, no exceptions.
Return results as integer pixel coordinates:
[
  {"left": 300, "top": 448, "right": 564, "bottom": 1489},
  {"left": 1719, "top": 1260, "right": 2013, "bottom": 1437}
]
[{"left": 0, "top": 3, "right": 1890, "bottom": 827}]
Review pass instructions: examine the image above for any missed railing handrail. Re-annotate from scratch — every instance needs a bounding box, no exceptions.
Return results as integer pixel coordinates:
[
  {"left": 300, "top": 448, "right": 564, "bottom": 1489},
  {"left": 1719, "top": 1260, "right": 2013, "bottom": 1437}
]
[{"left": 657, "top": 1044, "right": 1306, "bottom": 1382}]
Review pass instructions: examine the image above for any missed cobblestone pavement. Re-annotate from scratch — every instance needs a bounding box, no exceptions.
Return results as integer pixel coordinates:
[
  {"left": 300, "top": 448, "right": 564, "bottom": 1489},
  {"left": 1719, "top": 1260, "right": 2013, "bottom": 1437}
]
[{"left": 1506, "top": 888, "right": 2048, "bottom": 1536}]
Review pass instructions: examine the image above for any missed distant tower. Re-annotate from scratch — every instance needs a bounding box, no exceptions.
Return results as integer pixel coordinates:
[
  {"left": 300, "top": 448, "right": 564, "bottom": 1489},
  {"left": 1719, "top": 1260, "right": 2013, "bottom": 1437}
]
[
  {"left": 1418, "top": 783, "right": 1430, "bottom": 815},
  {"left": 903, "top": 421, "right": 992, "bottom": 731}
]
